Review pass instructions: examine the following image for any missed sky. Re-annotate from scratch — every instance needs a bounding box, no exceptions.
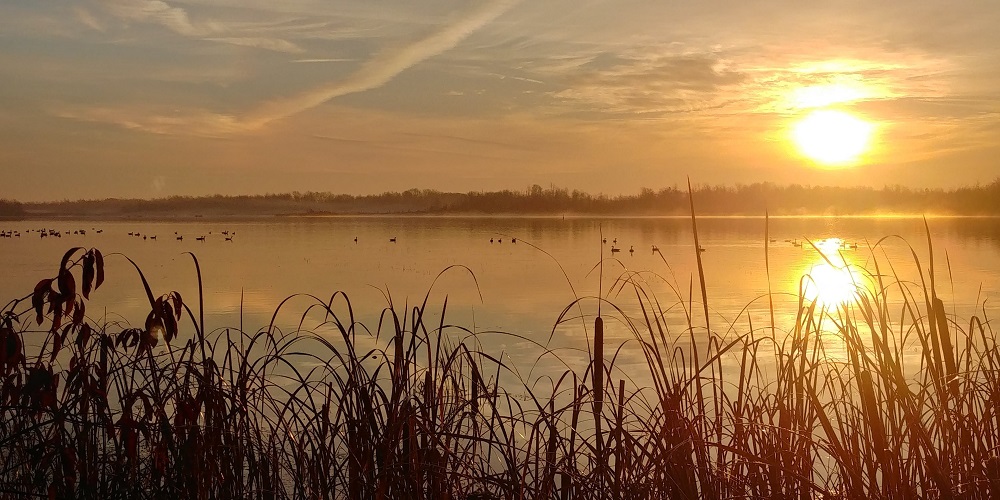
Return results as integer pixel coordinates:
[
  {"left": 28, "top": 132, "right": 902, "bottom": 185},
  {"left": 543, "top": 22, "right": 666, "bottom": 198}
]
[{"left": 2, "top": 0, "right": 999, "bottom": 201}]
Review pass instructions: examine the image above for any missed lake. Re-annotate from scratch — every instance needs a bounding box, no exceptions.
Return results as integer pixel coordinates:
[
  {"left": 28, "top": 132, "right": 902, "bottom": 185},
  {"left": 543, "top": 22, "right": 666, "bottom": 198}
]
[{"left": 3, "top": 215, "right": 999, "bottom": 379}]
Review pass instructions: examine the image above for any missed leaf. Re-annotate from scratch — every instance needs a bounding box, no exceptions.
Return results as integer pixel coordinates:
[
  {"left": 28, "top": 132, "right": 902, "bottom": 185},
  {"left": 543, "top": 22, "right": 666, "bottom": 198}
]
[
  {"left": 1, "top": 326, "right": 22, "bottom": 369},
  {"left": 72, "top": 298, "right": 86, "bottom": 325},
  {"left": 63, "top": 292, "right": 75, "bottom": 319},
  {"left": 57, "top": 269, "right": 76, "bottom": 302},
  {"left": 59, "top": 247, "right": 84, "bottom": 273},
  {"left": 82, "top": 253, "right": 95, "bottom": 300},
  {"left": 51, "top": 305, "right": 63, "bottom": 332},
  {"left": 144, "top": 310, "right": 157, "bottom": 334},
  {"left": 75, "top": 323, "right": 92, "bottom": 350},
  {"left": 93, "top": 249, "right": 105, "bottom": 290},
  {"left": 170, "top": 292, "right": 183, "bottom": 321},
  {"left": 33, "top": 279, "right": 53, "bottom": 325},
  {"left": 116, "top": 329, "right": 137, "bottom": 348},
  {"left": 47, "top": 293, "right": 64, "bottom": 332},
  {"left": 51, "top": 330, "right": 63, "bottom": 362},
  {"left": 162, "top": 303, "right": 177, "bottom": 343},
  {"left": 143, "top": 312, "right": 161, "bottom": 349}
]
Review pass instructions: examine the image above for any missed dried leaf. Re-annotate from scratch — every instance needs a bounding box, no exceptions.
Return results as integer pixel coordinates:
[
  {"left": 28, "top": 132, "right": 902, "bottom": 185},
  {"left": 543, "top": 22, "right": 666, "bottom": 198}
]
[
  {"left": 94, "top": 249, "right": 105, "bottom": 290},
  {"left": 59, "top": 247, "right": 83, "bottom": 273},
  {"left": 33, "top": 279, "right": 53, "bottom": 325},
  {"left": 51, "top": 331, "right": 62, "bottom": 362},
  {"left": 57, "top": 269, "right": 76, "bottom": 302},
  {"left": 72, "top": 298, "right": 85, "bottom": 325},
  {"left": 162, "top": 304, "right": 177, "bottom": 343},
  {"left": 75, "top": 323, "right": 92, "bottom": 350},
  {"left": 82, "top": 253, "right": 95, "bottom": 300},
  {"left": 170, "top": 292, "right": 183, "bottom": 320},
  {"left": 1, "top": 326, "right": 22, "bottom": 369}
]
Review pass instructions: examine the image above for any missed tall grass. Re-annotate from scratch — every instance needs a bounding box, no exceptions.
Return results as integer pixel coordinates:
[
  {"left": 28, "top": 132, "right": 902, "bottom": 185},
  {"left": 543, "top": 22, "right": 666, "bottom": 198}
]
[{"left": 1, "top": 215, "right": 998, "bottom": 498}]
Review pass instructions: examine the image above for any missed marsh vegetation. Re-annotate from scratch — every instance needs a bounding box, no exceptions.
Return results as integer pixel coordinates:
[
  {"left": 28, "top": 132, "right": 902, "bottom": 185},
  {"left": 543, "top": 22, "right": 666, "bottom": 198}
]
[{"left": 1, "top": 213, "right": 998, "bottom": 499}]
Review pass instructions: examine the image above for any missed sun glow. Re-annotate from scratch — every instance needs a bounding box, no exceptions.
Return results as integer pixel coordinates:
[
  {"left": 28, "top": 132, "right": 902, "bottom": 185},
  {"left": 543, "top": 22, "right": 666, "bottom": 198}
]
[
  {"left": 791, "top": 83, "right": 873, "bottom": 109},
  {"left": 801, "top": 238, "right": 865, "bottom": 308},
  {"left": 792, "top": 109, "right": 874, "bottom": 166},
  {"left": 803, "top": 263, "right": 862, "bottom": 307}
]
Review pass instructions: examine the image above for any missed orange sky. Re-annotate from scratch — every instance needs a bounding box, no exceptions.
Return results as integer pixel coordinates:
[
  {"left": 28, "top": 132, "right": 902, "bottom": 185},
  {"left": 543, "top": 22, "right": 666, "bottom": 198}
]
[{"left": 2, "top": 1, "right": 999, "bottom": 201}]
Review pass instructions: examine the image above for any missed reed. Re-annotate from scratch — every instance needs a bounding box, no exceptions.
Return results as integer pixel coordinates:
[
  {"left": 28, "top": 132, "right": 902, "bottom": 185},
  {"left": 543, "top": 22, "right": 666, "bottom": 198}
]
[{"left": 1, "top": 218, "right": 998, "bottom": 498}]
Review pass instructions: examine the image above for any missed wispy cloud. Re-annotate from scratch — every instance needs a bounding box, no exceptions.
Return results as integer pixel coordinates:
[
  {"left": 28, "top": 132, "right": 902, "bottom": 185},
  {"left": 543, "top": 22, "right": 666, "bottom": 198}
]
[
  {"left": 74, "top": 0, "right": 523, "bottom": 135},
  {"left": 75, "top": 7, "right": 106, "bottom": 32},
  {"left": 206, "top": 37, "right": 304, "bottom": 53},
  {"left": 242, "top": 0, "right": 523, "bottom": 129},
  {"left": 291, "top": 58, "right": 354, "bottom": 64},
  {"left": 100, "top": 0, "right": 303, "bottom": 52},
  {"left": 52, "top": 105, "right": 242, "bottom": 136},
  {"left": 102, "top": 0, "right": 202, "bottom": 37},
  {"left": 551, "top": 50, "right": 745, "bottom": 116}
]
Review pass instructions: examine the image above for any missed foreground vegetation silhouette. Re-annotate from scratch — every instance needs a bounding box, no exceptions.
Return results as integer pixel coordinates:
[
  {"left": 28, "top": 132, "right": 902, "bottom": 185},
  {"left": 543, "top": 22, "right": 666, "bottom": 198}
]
[{"left": 2, "top": 216, "right": 999, "bottom": 498}]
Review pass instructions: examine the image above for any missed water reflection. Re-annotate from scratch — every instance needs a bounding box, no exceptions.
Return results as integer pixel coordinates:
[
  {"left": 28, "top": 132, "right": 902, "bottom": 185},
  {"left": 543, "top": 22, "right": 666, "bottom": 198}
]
[{"left": 799, "top": 237, "right": 866, "bottom": 308}]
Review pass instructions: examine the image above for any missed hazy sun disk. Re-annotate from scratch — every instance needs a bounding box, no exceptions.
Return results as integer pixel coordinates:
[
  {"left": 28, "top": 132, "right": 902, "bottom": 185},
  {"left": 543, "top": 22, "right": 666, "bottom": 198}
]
[{"left": 792, "top": 109, "right": 874, "bottom": 166}]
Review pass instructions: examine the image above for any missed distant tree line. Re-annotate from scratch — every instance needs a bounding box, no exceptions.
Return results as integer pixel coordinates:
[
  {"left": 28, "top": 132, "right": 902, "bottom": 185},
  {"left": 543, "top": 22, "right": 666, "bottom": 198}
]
[
  {"left": 0, "top": 199, "right": 25, "bottom": 217},
  {"left": 12, "top": 179, "right": 1000, "bottom": 217}
]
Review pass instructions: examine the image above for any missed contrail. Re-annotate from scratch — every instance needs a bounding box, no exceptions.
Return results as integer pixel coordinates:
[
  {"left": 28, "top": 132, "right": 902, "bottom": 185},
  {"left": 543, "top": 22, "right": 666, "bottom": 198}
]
[
  {"left": 241, "top": 0, "right": 523, "bottom": 130},
  {"left": 82, "top": 0, "right": 521, "bottom": 135}
]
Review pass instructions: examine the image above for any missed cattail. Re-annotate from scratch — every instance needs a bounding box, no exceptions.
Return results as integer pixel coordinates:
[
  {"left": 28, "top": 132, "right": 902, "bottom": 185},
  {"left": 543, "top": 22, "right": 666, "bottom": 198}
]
[
  {"left": 593, "top": 316, "right": 604, "bottom": 409},
  {"left": 592, "top": 315, "right": 605, "bottom": 479}
]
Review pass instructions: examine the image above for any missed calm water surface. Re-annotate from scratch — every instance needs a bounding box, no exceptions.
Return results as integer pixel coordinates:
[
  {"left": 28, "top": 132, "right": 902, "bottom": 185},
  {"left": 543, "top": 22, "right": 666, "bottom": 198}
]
[{"left": 3, "top": 216, "right": 999, "bottom": 378}]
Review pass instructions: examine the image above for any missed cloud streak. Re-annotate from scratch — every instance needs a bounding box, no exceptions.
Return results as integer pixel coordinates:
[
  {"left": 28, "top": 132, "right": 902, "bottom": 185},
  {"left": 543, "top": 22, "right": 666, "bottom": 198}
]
[
  {"left": 206, "top": 37, "right": 304, "bottom": 53},
  {"left": 80, "top": 0, "right": 522, "bottom": 135},
  {"left": 103, "top": 0, "right": 202, "bottom": 37},
  {"left": 101, "top": 0, "right": 304, "bottom": 52},
  {"left": 241, "top": 0, "right": 523, "bottom": 129}
]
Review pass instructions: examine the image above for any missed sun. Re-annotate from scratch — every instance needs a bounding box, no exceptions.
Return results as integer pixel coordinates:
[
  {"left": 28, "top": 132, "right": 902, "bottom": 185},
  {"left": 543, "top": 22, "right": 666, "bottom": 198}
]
[{"left": 791, "top": 109, "right": 874, "bottom": 166}]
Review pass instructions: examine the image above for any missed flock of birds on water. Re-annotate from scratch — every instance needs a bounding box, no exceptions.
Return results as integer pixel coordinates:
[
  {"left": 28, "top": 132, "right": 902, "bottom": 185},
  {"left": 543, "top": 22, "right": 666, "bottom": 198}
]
[
  {"left": 0, "top": 228, "right": 862, "bottom": 254},
  {"left": 0, "top": 228, "right": 236, "bottom": 242}
]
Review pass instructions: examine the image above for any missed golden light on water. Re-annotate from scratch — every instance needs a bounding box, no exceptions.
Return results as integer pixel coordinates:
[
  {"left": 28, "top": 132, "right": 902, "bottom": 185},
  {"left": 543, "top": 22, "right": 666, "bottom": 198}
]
[
  {"left": 800, "top": 238, "right": 865, "bottom": 308},
  {"left": 802, "top": 262, "right": 862, "bottom": 307}
]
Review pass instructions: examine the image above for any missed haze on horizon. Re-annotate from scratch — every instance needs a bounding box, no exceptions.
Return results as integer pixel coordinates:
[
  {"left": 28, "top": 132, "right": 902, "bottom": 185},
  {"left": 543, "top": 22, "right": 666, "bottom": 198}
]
[{"left": 2, "top": 0, "right": 999, "bottom": 202}]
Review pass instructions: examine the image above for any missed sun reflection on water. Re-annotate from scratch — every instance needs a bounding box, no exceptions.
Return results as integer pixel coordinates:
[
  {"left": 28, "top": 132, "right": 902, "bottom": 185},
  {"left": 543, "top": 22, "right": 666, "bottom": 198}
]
[{"left": 800, "top": 238, "right": 865, "bottom": 308}]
